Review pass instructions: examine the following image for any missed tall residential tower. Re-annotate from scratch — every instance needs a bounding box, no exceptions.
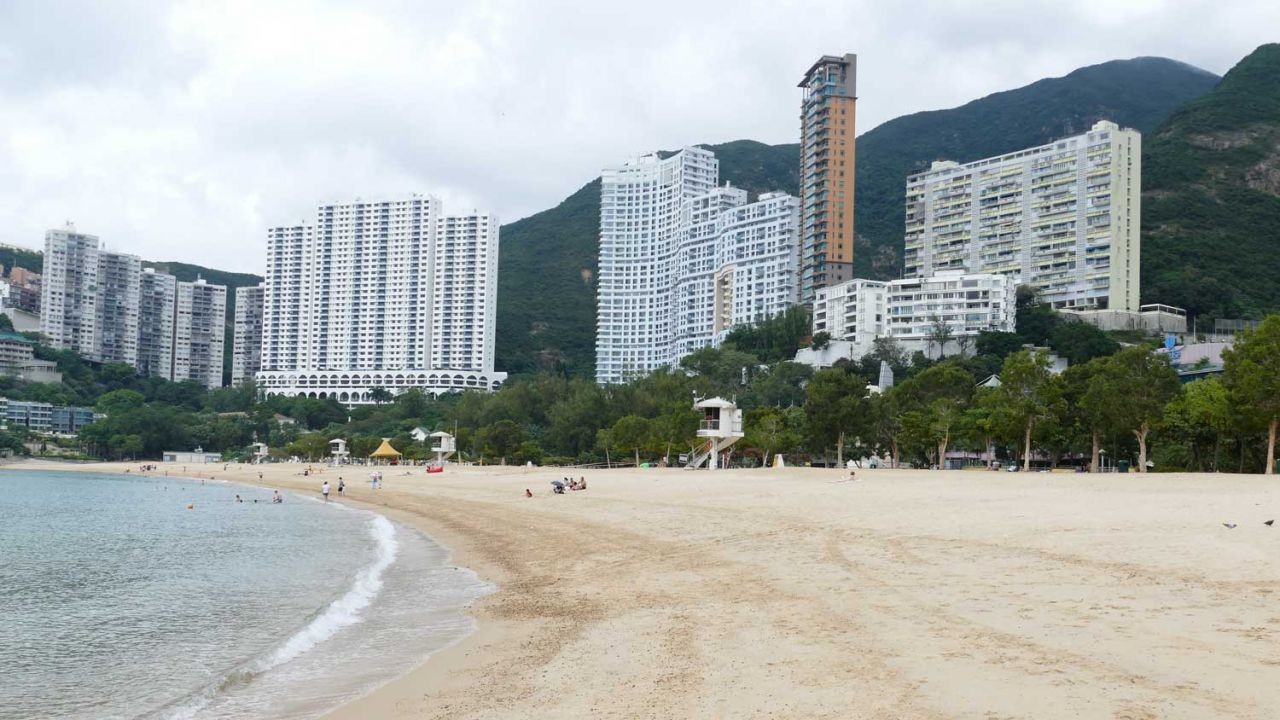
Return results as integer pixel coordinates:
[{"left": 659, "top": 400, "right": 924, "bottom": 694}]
[
  {"left": 595, "top": 148, "right": 800, "bottom": 384},
  {"left": 231, "top": 284, "right": 265, "bottom": 386},
  {"left": 255, "top": 195, "right": 505, "bottom": 403},
  {"left": 798, "top": 53, "right": 857, "bottom": 303},
  {"left": 903, "top": 120, "right": 1142, "bottom": 311}
]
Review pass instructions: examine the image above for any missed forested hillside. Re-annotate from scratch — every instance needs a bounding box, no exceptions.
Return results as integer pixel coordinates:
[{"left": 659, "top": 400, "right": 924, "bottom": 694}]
[{"left": 1141, "top": 43, "right": 1280, "bottom": 320}]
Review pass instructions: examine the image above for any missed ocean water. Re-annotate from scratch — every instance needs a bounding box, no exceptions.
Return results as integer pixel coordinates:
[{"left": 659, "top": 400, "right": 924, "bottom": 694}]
[{"left": 0, "top": 470, "right": 491, "bottom": 720}]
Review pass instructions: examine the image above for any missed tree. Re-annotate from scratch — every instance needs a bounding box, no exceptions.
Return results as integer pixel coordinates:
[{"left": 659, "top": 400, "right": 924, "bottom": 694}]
[
  {"left": 1090, "top": 347, "right": 1180, "bottom": 473},
  {"left": 1163, "top": 377, "right": 1232, "bottom": 472},
  {"left": 610, "top": 415, "right": 651, "bottom": 466},
  {"left": 478, "top": 420, "right": 523, "bottom": 463},
  {"left": 0, "top": 313, "right": 13, "bottom": 332},
  {"left": 1066, "top": 360, "right": 1110, "bottom": 472},
  {"left": 1014, "top": 286, "right": 1060, "bottom": 345},
  {"left": 896, "top": 362, "right": 973, "bottom": 467},
  {"left": 96, "top": 389, "right": 146, "bottom": 416},
  {"left": 810, "top": 331, "right": 831, "bottom": 351},
  {"left": 368, "top": 387, "right": 393, "bottom": 405},
  {"left": 976, "top": 331, "right": 1025, "bottom": 360},
  {"left": 650, "top": 408, "right": 699, "bottom": 465},
  {"left": 743, "top": 407, "right": 803, "bottom": 466},
  {"left": 1223, "top": 315, "right": 1280, "bottom": 475},
  {"left": 992, "top": 350, "right": 1061, "bottom": 471},
  {"left": 926, "top": 314, "right": 954, "bottom": 359},
  {"left": 804, "top": 368, "right": 868, "bottom": 466},
  {"left": 1048, "top": 321, "right": 1120, "bottom": 365}
]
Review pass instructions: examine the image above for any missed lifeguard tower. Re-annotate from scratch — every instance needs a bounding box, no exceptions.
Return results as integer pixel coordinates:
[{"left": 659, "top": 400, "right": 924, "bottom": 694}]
[
  {"left": 329, "top": 438, "right": 350, "bottom": 466},
  {"left": 430, "top": 431, "right": 456, "bottom": 465},
  {"left": 252, "top": 442, "right": 269, "bottom": 464},
  {"left": 685, "top": 397, "right": 744, "bottom": 470}
]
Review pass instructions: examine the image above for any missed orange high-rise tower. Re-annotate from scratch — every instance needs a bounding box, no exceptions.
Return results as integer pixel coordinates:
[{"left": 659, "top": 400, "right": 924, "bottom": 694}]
[{"left": 798, "top": 53, "right": 857, "bottom": 303}]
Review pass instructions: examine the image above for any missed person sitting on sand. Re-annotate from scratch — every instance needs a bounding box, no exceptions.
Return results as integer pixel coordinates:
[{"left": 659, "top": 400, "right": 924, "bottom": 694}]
[
  {"left": 525, "top": 488, "right": 533, "bottom": 498},
  {"left": 579, "top": 477, "right": 587, "bottom": 490}
]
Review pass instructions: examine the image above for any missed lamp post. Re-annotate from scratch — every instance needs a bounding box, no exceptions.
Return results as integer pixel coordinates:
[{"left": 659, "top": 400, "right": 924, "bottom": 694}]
[{"left": 1099, "top": 448, "right": 1107, "bottom": 473}]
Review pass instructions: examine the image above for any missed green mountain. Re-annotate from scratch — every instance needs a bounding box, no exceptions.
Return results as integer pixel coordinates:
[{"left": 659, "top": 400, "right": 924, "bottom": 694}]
[
  {"left": 1141, "top": 44, "right": 1280, "bottom": 320},
  {"left": 496, "top": 57, "right": 1220, "bottom": 377}
]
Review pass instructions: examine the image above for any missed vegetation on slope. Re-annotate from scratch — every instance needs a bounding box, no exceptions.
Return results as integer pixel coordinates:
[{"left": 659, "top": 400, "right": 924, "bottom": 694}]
[{"left": 1141, "top": 43, "right": 1280, "bottom": 320}]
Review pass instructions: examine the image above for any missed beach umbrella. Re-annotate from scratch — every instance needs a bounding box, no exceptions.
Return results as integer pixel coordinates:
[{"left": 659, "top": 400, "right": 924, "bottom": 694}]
[{"left": 550, "top": 480, "right": 565, "bottom": 488}]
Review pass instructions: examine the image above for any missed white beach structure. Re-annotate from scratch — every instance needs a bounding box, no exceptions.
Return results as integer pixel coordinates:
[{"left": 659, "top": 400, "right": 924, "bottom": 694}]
[
  {"left": 686, "top": 397, "right": 744, "bottom": 470},
  {"left": 329, "top": 438, "right": 350, "bottom": 465},
  {"left": 430, "top": 431, "right": 457, "bottom": 465}
]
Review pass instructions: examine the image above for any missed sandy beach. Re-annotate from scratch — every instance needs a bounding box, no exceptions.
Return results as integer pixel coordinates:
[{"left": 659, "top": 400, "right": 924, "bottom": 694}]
[{"left": 12, "top": 460, "right": 1280, "bottom": 719}]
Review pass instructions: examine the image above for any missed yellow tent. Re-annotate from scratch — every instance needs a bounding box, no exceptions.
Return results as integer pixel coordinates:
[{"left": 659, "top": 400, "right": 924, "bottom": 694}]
[{"left": 369, "top": 439, "right": 402, "bottom": 459}]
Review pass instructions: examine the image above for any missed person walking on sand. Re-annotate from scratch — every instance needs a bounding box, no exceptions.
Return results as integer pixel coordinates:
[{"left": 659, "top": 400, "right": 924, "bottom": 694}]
[
  {"left": 321, "top": 481, "right": 331, "bottom": 502},
  {"left": 338, "top": 479, "right": 345, "bottom": 496}
]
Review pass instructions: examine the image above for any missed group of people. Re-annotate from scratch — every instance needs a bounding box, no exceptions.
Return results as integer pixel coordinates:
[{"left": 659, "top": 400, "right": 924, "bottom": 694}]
[
  {"left": 547, "top": 476, "right": 589, "bottom": 495},
  {"left": 320, "top": 479, "right": 346, "bottom": 501},
  {"left": 233, "top": 490, "right": 284, "bottom": 504}
]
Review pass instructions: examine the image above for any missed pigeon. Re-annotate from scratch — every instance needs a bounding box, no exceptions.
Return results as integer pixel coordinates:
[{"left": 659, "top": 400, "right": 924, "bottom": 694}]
[
  {"left": 1265, "top": 520, "right": 1274, "bottom": 526},
  {"left": 1223, "top": 523, "right": 1238, "bottom": 529}
]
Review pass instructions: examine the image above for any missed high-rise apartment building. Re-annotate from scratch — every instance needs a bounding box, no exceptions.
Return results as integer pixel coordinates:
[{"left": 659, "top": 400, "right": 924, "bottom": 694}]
[
  {"left": 138, "top": 269, "right": 177, "bottom": 380},
  {"left": 255, "top": 195, "right": 505, "bottom": 403},
  {"left": 904, "top": 120, "right": 1142, "bottom": 312},
  {"left": 40, "top": 226, "right": 99, "bottom": 356},
  {"left": 798, "top": 53, "right": 857, "bottom": 304},
  {"left": 231, "top": 284, "right": 265, "bottom": 385},
  {"left": 596, "top": 148, "right": 800, "bottom": 384},
  {"left": 173, "top": 279, "right": 226, "bottom": 389},
  {"left": 94, "top": 250, "right": 141, "bottom": 366}
]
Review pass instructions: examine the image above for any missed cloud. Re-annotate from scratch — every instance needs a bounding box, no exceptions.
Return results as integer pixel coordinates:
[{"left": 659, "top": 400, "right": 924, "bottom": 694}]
[{"left": 0, "top": 0, "right": 1276, "bottom": 272}]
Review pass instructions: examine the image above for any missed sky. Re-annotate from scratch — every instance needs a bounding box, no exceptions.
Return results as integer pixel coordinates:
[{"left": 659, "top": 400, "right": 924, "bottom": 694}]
[{"left": 1, "top": 0, "right": 1276, "bottom": 273}]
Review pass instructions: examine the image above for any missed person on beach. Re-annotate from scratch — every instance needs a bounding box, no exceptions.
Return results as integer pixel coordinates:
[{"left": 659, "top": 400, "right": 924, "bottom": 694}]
[
  {"left": 272, "top": 490, "right": 283, "bottom": 504},
  {"left": 321, "top": 481, "right": 331, "bottom": 502},
  {"left": 338, "top": 479, "right": 345, "bottom": 496},
  {"left": 525, "top": 488, "right": 533, "bottom": 498},
  {"left": 235, "top": 494, "right": 243, "bottom": 503}
]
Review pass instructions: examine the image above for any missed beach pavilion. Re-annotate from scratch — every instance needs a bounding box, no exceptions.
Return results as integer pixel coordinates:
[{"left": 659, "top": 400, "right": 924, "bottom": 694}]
[{"left": 369, "top": 439, "right": 402, "bottom": 465}]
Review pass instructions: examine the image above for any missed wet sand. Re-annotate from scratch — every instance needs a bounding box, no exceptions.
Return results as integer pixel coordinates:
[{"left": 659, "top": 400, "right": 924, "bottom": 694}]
[{"left": 14, "top": 460, "right": 1280, "bottom": 719}]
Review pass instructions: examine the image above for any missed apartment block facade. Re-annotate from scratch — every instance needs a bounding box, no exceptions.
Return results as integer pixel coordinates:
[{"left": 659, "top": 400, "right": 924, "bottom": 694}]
[
  {"left": 232, "top": 284, "right": 265, "bottom": 386},
  {"left": 811, "top": 271, "right": 1017, "bottom": 359},
  {"left": 137, "top": 269, "right": 177, "bottom": 380},
  {"left": 798, "top": 53, "right": 857, "bottom": 303},
  {"left": 95, "top": 250, "right": 142, "bottom": 366},
  {"left": 174, "top": 279, "right": 226, "bottom": 389},
  {"left": 904, "top": 120, "right": 1141, "bottom": 311},
  {"left": 596, "top": 148, "right": 800, "bottom": 384},
  {"left": 255, "top": 195, "right": 505, "bottom": 403},
  {"left": 40, "top": 227, "right": 99, "bottom": 357}
]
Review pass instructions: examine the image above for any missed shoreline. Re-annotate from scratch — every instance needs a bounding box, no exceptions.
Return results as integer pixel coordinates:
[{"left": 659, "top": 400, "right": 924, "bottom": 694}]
[{"left": 7, "top": 459, "right": 1280, "bottom": 719}]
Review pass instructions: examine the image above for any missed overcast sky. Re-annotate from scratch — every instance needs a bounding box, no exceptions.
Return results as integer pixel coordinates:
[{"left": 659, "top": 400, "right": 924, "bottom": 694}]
[{"left": 1, "top": 1, "right": 1275, "bottom": 273}]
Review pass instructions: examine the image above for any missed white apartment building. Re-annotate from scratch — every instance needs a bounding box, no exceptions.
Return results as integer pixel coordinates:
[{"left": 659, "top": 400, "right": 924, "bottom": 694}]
[
  {"left": 596, "top": 148, "right": 800, "bottom": 384},
  {"left": 95, "top": 250, "right": 141, "bottom": 366},
  {"left": 173, "top": 279, "right": 226, "bottom": 389},
  {"left": 232, "top": 284, "right": 265, "bottom": 386},
  {"left": 40, "top": 226, "right": 99, "bottom": 357},
  {"left": 811, "top": 278, "right": 888, "bottom": 353},
  {"left": 808, "top": 271, "right": 1016, "bottom": 360},
  {"left": 137, "top": 268, "right": 177, "bottom": 380},
  {"left": 255, "top": 195, "right": 505, "bottom": 403},
  {"left": 904, "top": 120, "right": 1141, "bottom": 312}
]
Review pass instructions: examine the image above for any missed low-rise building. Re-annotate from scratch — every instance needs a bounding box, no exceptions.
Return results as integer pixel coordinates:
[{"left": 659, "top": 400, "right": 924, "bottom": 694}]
[
  {"left": 0, "top": 332, "right": 62, "bottom": 384},
  {"left": 0, "top": 397, "right": 101, "bottom": 435},
  {"left": 807, "top": 271, "right": 1017, "bottom": 362}
]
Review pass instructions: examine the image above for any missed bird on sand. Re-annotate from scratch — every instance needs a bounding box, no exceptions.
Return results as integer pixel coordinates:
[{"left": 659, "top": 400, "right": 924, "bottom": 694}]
[{"left": 1223, "top": 523, "right": 1238, "bottom": 529}]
